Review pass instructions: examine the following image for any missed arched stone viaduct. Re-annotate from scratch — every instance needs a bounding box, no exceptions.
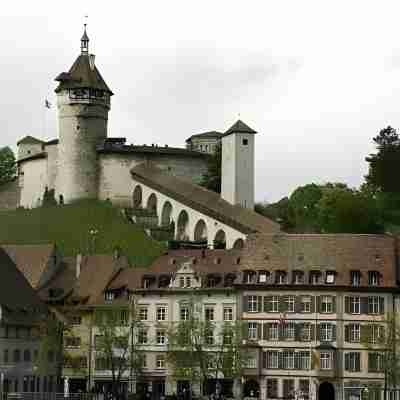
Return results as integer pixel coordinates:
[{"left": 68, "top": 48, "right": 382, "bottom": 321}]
[{"left": 132, "top": 181, "right": 246, "bottom": 250}]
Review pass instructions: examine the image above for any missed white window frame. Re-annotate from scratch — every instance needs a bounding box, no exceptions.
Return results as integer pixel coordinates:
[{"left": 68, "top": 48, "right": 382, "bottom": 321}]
[
  {"left": 320, "top": 323, "right": 332, "bottom": 341},
  {"left": 287, "top": 296, "right": 295, "bottom": 313},
  {"left": 269, "top": 323, "right": 279, "bottom": 341},
  {"left": 299, "top": 351, "right": 310, "bottom": 370},
  {"left": 321, "top": 296, "right": 333, "bottom": 313},
  {"left": 371, "top": 325, "right": 384, "bottom": 344},
  {"left": 320, "top": 352, "right": 332, "bottom": 370},
  {"left": 248, "top": 296, "right": 258, "bottom": 313},
  {"left": 301, "top": 324, "right": 311, "bottom": 341},
  {"left": 248, "top": 323, "right": 258, "bottom": 340},
  {"left": 283, "top": 350, "right": 295, "bottom": 369},
  {"left": 368, "top": 296, "right": 379, "bottom": 314},
  {"left": 350, "top": 297, "right": 360, "bottom": 314},
  {"left": 302, "top": 297, "right": 312, "bottom": 313},
  {"left": 180, "top": 306, "right": 189, "bottom": 321},
  {"left": 156, "top": 329, "right": 166, "bottom": 345},
  {"left": 139, "top": 307, "right": 148, "bottom": 321},
  {"left": 326, "top": 271, "right": 335, "bottom": 284},
  {"left": 205, "top": 307, "right": 215, "bottom": 321},
  {"left": 271, "top": 296, "right": 279, "bottom": 313},
  {"left": 138, "top": 328, "right": 148, "bottom": 344},
  {"left": 350, "top": 324, "right": 360, "bottom": 342},
  {"left": 284, "top": 322, "right": 295, "bottom": 340},
  {"left": 267, "top": 351, "right": 279, "bottom": 369},
  {"left": 156, "top": 306, "right": 167, "bottom": 321},
  {"left": 156, "top": 355, "right": 165, "bottom": 368},
  {"left": 223, "top": 307, "right": 233, "bottom": 321}
]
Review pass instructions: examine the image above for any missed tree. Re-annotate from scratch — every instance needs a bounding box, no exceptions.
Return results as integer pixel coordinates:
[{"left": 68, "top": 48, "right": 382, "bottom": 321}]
[
  {"left": 365, "top": 126, "right": 400, "bottom": 193},
  {"left": 201, "top": 143, "right": 221, "bottom": 193},
  {"left": 167, "top": 299, "right": 249, "bottom": 398},
  {"left": 361, "top": 312, "right": 400, "bottom": 398},
  {"left": 94, "top": 305, "right": 144, "bottom": 400},
  {"left": 0, "top": 147, "right": 17, "bottom": 185},
  {"left": 255, "top": 197, "right": 292, "bottom": 230},
  {"left": 316, "top": 187, "right": 384, "bottom": 234}
]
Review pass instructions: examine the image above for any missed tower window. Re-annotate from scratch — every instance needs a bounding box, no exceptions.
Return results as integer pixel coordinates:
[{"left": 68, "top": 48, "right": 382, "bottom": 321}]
[{"left": 242, "top": 138, "right": 248, "bottom": 145}]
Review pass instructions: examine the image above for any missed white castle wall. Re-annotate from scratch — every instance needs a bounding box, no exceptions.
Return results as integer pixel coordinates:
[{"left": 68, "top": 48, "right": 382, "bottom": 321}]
[
  {"left": 17, "top": 143, "right": 43, "bottom": 160},
  {"left": 45, "top": 143, "right": 58, "bottom": 191},
  {"left": 133, "top": 180, "right": 247, "bottom": 249},
  {"left": 98, "top": 153, "right": 208, "bottom": 206},
  {"left": 56, "top": 92, "right": 108, "bottom": 203},
  {"left": 19, "top": 158, "right": 48, "bottom": 208}
]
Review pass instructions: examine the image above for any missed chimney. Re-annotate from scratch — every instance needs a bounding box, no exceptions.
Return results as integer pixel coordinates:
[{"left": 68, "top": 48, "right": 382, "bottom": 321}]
[
  {"left": 76, "top": 254, "right": 82, "bottom": 279},
  {"left": 89, "top": 54, "right": 96, "bottom": 71}
]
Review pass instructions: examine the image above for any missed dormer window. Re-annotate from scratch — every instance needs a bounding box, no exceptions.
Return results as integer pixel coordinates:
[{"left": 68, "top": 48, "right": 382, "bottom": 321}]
[
  {"left": 258, "top": 271, "right": 270, "bottom": 284},
  {"left": 325, "top": 271, "right": 335, "bottom": 284},
  {"left": 143, "top": 279, "right": 151, "bottom": 289},
  {"left": 244, "top": 271, "right": 256, "bottom": 284},
  {"left": 368, "top": 271, "right": 380, "bottom": 286},
  {"left": 309, "top": 271, "right": 322, "bottom": 285},
  {"left": 185, "top": 277, "right": 191, "bottom": 288},
  {"left": 276, "top": 271, "right": 287, "bottom": 285},
  {"left": 208, "top": 277, "right": 216, "bottom": 288},
  {"left": 350, "top": 271, "right": 361, "bottom": 287},
  {"left": 104, "top": 292, "right": 114, "bottom": 302},
  {"left": 293, "top": 271, "right": 304, "bottom": 284}
]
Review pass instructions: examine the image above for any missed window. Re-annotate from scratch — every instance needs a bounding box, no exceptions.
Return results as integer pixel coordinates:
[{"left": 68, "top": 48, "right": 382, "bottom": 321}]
[
  {"left": 4, "top": 350, "right": 8, "bottom": 363},
  {"left": 271, "top": 296, "right": 279, "bottom": 312},
  {"left": 302, "top": 296, "right": 312, "bottom": 313},
  {"left": 282, "top": 322, "right": 295, "bottom": 340},
  {"left": 205, "top": 329, "right": 214, "bottom": 345},
  {"left": 283, "top": 379, "right": 295, "bottom": 399},
  {"left": 138, "top": 329, "right": 148, "bottom": 344},
  {"left": 248, "top": 296, "right": 258, "bottom": 313},
  {"left": 223, "top": 331, "right": 232, "bottom": 345},
  {"left": 293, "top": 271, "right": 304, "bottom": 284},
  {"left": 205, "top": 307, "right": 214, "bottom": 321},
  {"left": 299, "top": 380, "right": 310, "bottom": 400},
  {"left": 299, "top": 351, "right": 310, "bottom": 370},
  {"left": 156, "top": 355, "right": 165, "bottom": 369},
  {"left": 259, "top": 272, "right": 269, "bottom": 283},
  {"left": 310, "top": 271, "right": 321, "bottom": 285},
  {"left": 23, "top": 350, "right": 30, "bottom": 362},
  {"left": 368, "top": 271, "right": 380, "bottom": 286},
  {"left": 326, "top": 271, "right": 335, "bottom": 284},
  {"left": 369, "top": 352, "right": 384, "bottom": 372},
  {"left": 321, "top": 296, "right": 333, "bottom": 313},
  {"left": 185, "top": 277, "right": 191, "bottom": 288},
  {"left": 320, "top": 323, "right": 333, "bottom": 341},
  {"left": 104, "top": 291, "right": 114, "bottom": 302},
  {"left": 276, "top": 271, "right": 287, "bottom": 284},
  {"left": 368, "top": 296, "right": 383, "bottom": 314},
  {"left": 179, "top": 277, "right": 185, "bottom": 288},
  {"left": 283, "top": 351, "right": 295, "bottom": 369},
  {"left": 267, "top": 379, "right": 278, "bottom": 398},
  {"left": 246, "top": 357, "right": 257, "bottom": 368},
  {"left": 13, "top": 350, "right": 20, "bottom": 363},
  {"left": 350, "top": 324, "right": 360, "bottom": 342},
  {"left": 156, "top": 306, "right": 167, "bottom": 321},
  {"left": 223, "top": 307, "right": 233, "bottom": 321},
  {"left": 351, "top": 271, "right": 361, "bottom": 286},
  {"left": 65, "top": 337, "right": 81, "bottom": 348},
  {"left": 350, "top": 296, "right": 360, "bottom": 314},
  {"left": 139, "top": 307, "right": 148, "bottom": 321},
  {"left": 301, "top": 324, "right": 312, "bottom": 341},
  {"left": 345, "top": 352, "right": 361, "bottom": 372},
  {"left": 242, "top": 138, "right": 248, "bottom": 146},
  {"left": 371, "top": 325, "right": 384, "bottom": 344},
  {"left": 248, "top": 323, "right": 258, "bottom": 340},
  {"left": 320, "top": 352, "right": 332, "bottom": 370},
  {"left": 269, "top": 323, "right": 279, "bottom": 340},
  {"left": 156, "top": 329, "right": 166, "bottom": 345},
  {"left": 286, "top": 296, "right": 295, "bottom": 312},
  {"left": 70, "top": 315, "right": 82, "bottom": 325},
  {"left": 141, "top": 354, "right": 147, "bottom": 368},
  {"left": 266, "top": 351, "right": 279, "bottom": 369},
  {"left": 120, "top": 310, "right": 129, "bottom": 325},
  {"left": 180, "top": 306, "right": 190, "bottom": 321},
  {"left": 48, "top": 350, "right": 55, "bottom": 363}
]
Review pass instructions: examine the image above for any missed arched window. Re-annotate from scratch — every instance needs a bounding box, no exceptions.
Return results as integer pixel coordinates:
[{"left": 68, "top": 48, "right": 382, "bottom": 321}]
[
  {"left": 176, "top": 210, "right": 189, "bottom": 241},
  {"left": 233, "top": 238, "right": 244, "bottom": 249},
  {"left": 146, "top": 193, "right": 158, "bottom": 215},
  {"left": 214, "top": 230, "right": 226, "bottom": 249},
  {"left": 23, "top": 350, "right": 31, "bottom": 362},
  {"left": 194, "top": 219, "right": 208, "bottom": 242},
  {"left": 161, "top": 201, "right": 173, "bottom": 226},
  {"left": 132, "top": 185, "right": 143, "bottom": 209}
]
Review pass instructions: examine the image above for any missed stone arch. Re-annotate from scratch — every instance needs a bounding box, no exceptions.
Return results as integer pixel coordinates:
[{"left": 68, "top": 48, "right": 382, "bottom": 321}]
[
  {"left": 233, "top": 238, "right": 244, "bottom": 249},
  {"left": 133, "top": 185, "right": 143, "bottom": 208},
  {"left": 318, "top": 382, "right": 335, "bottom": 400},
  {"left": 161, "top": 201, "right": 173, "bottom": 226},
  {"left": 146, "top": 193, "right": 158, "bottom": 215},
  {"left": 176, "top": 210, "right": 189, "bottom": 241},
  {"left": 214, "top": 229, "right": 226, "bottom": 249},
  {"left": 193, "top": 219, "right": 208, "bottom": 242}
]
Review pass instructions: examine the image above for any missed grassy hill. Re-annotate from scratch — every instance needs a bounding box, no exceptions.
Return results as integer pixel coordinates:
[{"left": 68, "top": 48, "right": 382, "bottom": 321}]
[{"left": 0, "top": 200, "right": 165, "bottom": 267}]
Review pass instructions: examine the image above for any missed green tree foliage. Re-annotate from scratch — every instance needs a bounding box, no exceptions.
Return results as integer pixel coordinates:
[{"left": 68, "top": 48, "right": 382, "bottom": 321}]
[
  {"left": 94, "top": 306, "right": 144, "bottom": 400},
  {"left": 201, "top": 143, "right": 221, "bottom": 193},
  {"left": 167, "top": 299, "right": 249, "bottom": 396},
  {"left": 0, "top": 146, "right": 17, "bottom": 185},
  {"left": 255, "top": 197, "right": 292, "bottom": 230},
  {"left": 365, "top": 126, "right": 400, "bottom": 193},
  {"left": 317, "top": 187, "right": 384, "bottom": 234}
]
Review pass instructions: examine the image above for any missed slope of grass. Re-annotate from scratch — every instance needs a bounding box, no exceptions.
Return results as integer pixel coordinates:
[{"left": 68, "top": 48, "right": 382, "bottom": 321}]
[{"left": 0, "top": 200, "right": 165, "bottom": 267}]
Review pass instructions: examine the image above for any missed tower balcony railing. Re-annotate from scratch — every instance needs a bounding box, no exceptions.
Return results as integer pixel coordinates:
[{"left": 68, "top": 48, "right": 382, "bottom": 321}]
[{"left": 68, "top": 89, "right": 110, "bottom": 106}]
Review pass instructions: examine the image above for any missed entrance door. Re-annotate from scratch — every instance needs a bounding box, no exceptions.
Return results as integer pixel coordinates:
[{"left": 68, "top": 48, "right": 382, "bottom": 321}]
[
  {"left": 318, "top": 382, "right": 335, "bottom": 400},
  {"left": 243, "top": 380, "right": 260, "bottom": 398}
]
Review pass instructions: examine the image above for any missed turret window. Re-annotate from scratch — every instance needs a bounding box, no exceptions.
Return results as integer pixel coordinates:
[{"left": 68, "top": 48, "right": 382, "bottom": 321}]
[{"left": 242, "top": 138, "right": 248, "bottom": 145}]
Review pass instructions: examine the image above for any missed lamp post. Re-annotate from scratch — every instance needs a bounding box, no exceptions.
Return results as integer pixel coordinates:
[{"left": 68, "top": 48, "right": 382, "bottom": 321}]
[{"left": 89, "top": 229, "right": 98, "bottom": 254}]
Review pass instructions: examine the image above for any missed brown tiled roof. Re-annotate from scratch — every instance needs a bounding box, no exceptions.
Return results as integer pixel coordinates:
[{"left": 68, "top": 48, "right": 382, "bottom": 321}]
[
  {"left": 0, "top": 247, "right": 45, "bottom": 311},
  {"left": 2, "top": 244, "right": 55, "bottom": 289},
  {"left": 55, "top": 54, "right": 113, "bottom": 94},
  {"left": 240, "top": 233, "right": 398, "bottom": 288},
  {"left": 16, "top": 136, "right": 44, "bottom": 146},
  {"left": 185, "top": 131, "right": 222, "bottom": 142},
  {"left": 130, "top": 162, "right": 280, "bottom": 234}
]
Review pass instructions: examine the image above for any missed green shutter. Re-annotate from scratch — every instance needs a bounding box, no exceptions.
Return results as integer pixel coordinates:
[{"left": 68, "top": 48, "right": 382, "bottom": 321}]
[
  {"left": 317, "top": 324, "right": 321, "bottom": 341},
  {"left": 262, "top": 352, "right": 267, "bottom": 369},
  {"left": 311, "top": 296, "right": 316, "bottom": 313},
  {"left": 316, "top": 296, "right": 321, "bottom": 313},
  {"left": 278, "top": 351, "right": 284, "bottom": 369},
  {"left": 332, "top": 296, "right": 336, "bottom": 313},
  {"left": 295, "top": 296, "right": 302, "bottom": 313},
  {"left": 345, "top": 296, "right": 350, "bottom": 313},
  {"left": 311, "top": 324, "right": 315, "bottom": 341},
  {"left": 361, "top": 297, "right": 369, "bottom": 314},
  {"left": 345, "top": 325, "right": 350, "bottom": 342},
  {"left": 356, "top": 352, "right": 361, "bottom": 371},
  {"left": 257, "top": 323, "right": 262, "bottom": 340},
  {"left": 263, "top": 323, "right": 270, "bottom": 340},
  {"left": 332, "top": 324, "right": 336, "bottom": 341},
  {"left": 345, "top": 353, "right": 349, "bottom": 371},
  {"left": 280, "top": 296, "right": 288, "bottom": 312},
  {"left": 379, "top": 297, "right": 385, "bottom": 314},
  {"left": 263, "top": 296, "right": 269, "bottom": 312},
  {"left": 243, "top": 296, "right": 248, "bottom": 312},
  {"left": 258, "top": 296, "right": 263, "bottom": 313},
  {"left": 294, "top": 352, "right": 300, "bottom": 369}
]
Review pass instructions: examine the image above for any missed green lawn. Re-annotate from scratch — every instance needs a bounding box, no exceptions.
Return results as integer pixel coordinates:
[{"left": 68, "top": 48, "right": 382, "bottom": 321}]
[{"left": 0, "top": 200, "right": 165, "bottom": 267}]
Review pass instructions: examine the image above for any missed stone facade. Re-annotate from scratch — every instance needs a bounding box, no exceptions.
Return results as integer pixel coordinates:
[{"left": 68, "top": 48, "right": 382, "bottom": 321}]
[{"left": 0, "top": 180, "right": 20, "bottom": 210}]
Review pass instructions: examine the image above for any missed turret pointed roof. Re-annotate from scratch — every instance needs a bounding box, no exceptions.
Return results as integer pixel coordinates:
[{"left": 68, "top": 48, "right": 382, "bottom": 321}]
[{"left": 223, "top": 119, "right": 257, "bottom": 137}]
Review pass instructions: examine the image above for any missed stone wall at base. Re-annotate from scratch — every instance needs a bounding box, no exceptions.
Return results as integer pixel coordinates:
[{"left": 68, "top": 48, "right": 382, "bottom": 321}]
[{"left": 0, "top": 179, "right": 20, "bottom": 210}]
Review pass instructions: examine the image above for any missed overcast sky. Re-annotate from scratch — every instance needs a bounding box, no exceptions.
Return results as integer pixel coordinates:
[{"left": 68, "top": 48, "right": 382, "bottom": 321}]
[{"left": 1, "top": 0, "right": 400, "bottom": 202}]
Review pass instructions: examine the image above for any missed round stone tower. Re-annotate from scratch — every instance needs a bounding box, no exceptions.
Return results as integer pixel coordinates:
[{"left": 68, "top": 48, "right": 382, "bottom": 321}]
[{"left": 54, "top": 25, "right": 113, "bottom": 204}]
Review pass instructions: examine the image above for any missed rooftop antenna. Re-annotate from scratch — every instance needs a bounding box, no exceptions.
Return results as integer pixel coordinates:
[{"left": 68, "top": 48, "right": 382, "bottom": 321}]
[{"left": 81, "top": 15, "right": 89, "bottom": 54}]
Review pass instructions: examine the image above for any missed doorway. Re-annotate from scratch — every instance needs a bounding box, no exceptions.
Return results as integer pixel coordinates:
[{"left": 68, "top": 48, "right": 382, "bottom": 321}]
[{"left": 318, "top": 382, "right": 335, "bottom": 400}]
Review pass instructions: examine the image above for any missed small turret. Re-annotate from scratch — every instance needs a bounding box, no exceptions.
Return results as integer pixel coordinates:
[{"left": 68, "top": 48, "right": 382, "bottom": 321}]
[{"left": 81, "top": 24, "right": 89, "bottom": 54}]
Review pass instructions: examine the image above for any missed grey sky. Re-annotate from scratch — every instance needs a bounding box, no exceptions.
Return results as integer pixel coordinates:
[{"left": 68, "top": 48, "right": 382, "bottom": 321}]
[{"left": 1, "top": 0, "right": 399, "bottom": 202}]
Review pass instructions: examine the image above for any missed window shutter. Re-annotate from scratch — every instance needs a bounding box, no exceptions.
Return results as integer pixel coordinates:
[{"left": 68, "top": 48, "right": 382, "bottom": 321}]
[
  {"left": 332, "top": 297, "right": 336, "bottom": 313},
  {"left": 263, "top": 296, "right": 270, "bottom": 312},
  {"left": 361, "top": 297, "right": 369, "bottom": 314},
  {"left": 243, "top": 296, "right": 248, "bottom": 312},
  {"left": 356, "top": 352, "right": 361, "bottom": 371},
  {"left": 311, "top": 296, "right": 316, "bottom": 313},
  {"left": 345, "top": 325, "right": 350, "bottom": 342},
  {"left": 332, "top": 324, "right": 336, "bottom": 341},
  {"left": 296, "top": 323, "right": 302, "bottom": 341},
  {"left": 360, "top": 325, "right": 369, "bottom": 343},
  {"left": 379, "top": 297, "right": 385, "bottom": 314},
  {"left": 311, "top": 324, "right": 316, "bottom": 341},
  {"left": 345, "top": 296, "right": 350, "bottom": 314},
  {"left": 317, "top": 324, "right": 321, "bottom": 341},
  {"left": 278, "top": 351, "right": 284, "bottom": 369},
  {"left": 245, "top": 322, "right": 250, "bottom": 339},
  {"left": 262, "top": 352, "right": 267, "bottom": 369},
  {"left": 345, "top": 353, "right": 349, "bottom": 371},
  {"left": 279, "top": 324, "right": 284, "bottom": 341},
  {"left": 294, "top": 352, "right": 300, "bottom": 369},
  {"left": 295, "top": 296, "right": 302, "bottom": 313},
  {"left": 263, "top": 323, "right": 270, "bottom": 340},
  {"left": 257, "top": 296, "right": 262, "bottom": 312},
  {"left": 316, "top": 296, "right": 321, "bottom": 313},
  {"left": 257, "top": 323, "right": 262, "bottom": 340}
]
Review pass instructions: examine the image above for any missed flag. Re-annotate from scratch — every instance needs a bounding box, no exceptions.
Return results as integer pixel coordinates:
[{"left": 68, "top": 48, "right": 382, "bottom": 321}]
[{"left": 45, "top": 99, "right": 51, "bottom": 109}]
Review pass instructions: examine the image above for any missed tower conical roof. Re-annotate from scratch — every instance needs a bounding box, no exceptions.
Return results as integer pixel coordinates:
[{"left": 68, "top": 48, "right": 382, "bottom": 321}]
[{"left": 223, "top": 119, "right": 257, "bottom": 136}]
